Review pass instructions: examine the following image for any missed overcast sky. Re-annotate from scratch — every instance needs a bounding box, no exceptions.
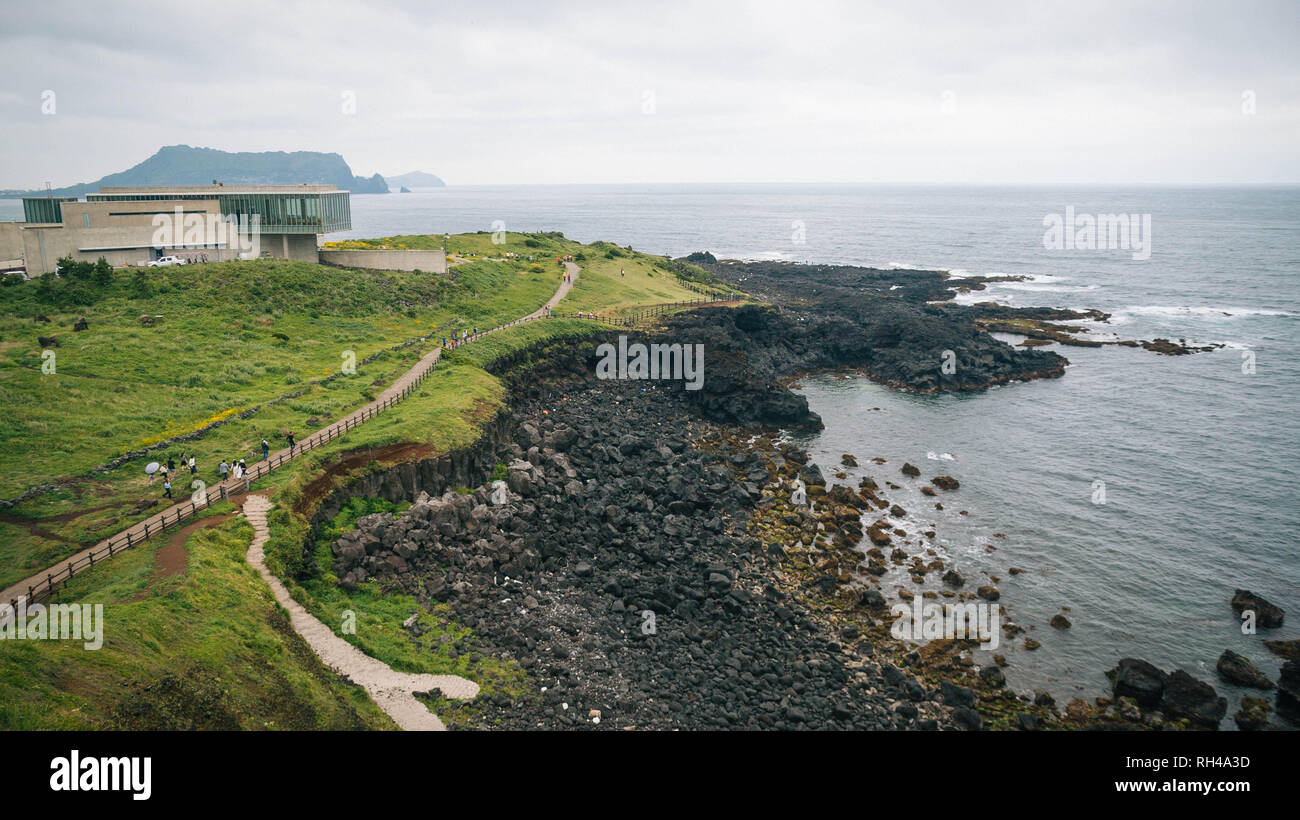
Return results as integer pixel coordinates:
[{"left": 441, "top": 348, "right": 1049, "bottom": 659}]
[{"left": 1, "top": 0, "right": 1297, "bottom": 187}]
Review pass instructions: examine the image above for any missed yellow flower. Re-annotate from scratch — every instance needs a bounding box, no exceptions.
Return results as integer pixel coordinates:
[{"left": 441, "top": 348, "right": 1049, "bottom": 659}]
[{"left": 126, "top": 407, "right": 241, "bottom": 451}]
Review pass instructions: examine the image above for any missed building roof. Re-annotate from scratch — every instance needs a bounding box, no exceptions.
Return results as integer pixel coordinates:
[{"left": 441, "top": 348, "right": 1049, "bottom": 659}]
[{"left": 94, "top": 184, "right": 345, "bottom": 195}]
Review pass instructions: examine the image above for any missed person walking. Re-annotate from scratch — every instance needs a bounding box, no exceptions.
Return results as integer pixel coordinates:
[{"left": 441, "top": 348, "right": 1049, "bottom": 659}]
[
  {"left": 162, "top": 477, "right": 173, "bottom": 499},
  {"left": 188, "top": 455, "right": 197, "bottom": 475},
  {"left": 261, "top": 438, "right": 270, "bottom": 460},
  {"left": 167, "top": 455, "right": 176, "bottom": 474},
  {"left": 218, "top": 459, "right": 229, "bottom": 480},
  {"left": 287, "top": 432, "right": 296, "bottom": 455}
]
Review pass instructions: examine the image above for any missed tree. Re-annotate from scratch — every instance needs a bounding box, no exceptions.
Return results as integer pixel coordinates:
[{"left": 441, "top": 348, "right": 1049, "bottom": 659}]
[
  {"left": 131, "top": 268, "right": 151, "bottom": 298},
  {"left": 35, "top": 273, "right": 55, "bottom": 302},
  {"left": 93, "top": 257, "right": 112, "bottom": 287},
  {"left": 56, "top": 255, "right": 94, "bottom": 280}
]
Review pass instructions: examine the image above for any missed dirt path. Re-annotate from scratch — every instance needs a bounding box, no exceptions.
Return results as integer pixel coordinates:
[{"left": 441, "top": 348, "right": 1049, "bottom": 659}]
[
  {"left": 127, "top": 512, "right": 232, "bottom": 602},
  {"left": 1, "top": 264, "right": 579, "bottom": 612},
  {"left": 241, "top": 494, "right": 478, "bottom": 730}
]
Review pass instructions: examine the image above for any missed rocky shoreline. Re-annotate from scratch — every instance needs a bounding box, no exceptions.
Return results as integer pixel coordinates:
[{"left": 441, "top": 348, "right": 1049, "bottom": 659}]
[
  {"left": 324, "top": 365, "right": 962, "bottom": 729},
  {"left": 292, "top": 303, "right": 1286, "bottom": 730},
  {"left": 295, "top": 325, "right": 988, "bottom": 729},
  {"left": 699, "top": 260, "right": 1223, "bottom": 372}
]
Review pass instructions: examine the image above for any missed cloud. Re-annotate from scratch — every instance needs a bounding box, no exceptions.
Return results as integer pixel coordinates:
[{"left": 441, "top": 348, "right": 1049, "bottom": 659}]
[{"left": 1, "top": 0, "right": 1297, "bottom": 186}]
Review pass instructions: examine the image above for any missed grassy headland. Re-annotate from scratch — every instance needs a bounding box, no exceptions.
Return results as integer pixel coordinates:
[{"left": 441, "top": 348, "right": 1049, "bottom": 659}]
[{"left": 0, "top": 232, "right": 723, "bottom": 729}]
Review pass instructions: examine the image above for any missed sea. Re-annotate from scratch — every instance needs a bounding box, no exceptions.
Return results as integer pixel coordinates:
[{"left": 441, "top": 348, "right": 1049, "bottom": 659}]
[{"left": 5, "top": 185, "right": 1296, "bottom": 719}]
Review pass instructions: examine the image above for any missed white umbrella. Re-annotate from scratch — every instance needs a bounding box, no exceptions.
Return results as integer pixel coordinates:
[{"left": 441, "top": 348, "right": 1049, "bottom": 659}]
[{"left": 145, "top": 461, "right": 160, "bottom": 474}]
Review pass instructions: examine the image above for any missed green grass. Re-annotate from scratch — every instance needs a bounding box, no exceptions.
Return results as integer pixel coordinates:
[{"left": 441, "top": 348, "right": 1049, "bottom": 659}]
[
  {"left": 334, "top": 229, "right": 730, "bottom": 317},
  {"left": 329, "top": 229, "right": 581, "bottom": 266},
  {"left": 557, "top": 247, "right": 729, "bottom": 316},
  {"left": 0, "top": 511, "right": 394, "bottom": 730},
  {"left": 0, "top": 252, "right": 559, "bottom": 588}
]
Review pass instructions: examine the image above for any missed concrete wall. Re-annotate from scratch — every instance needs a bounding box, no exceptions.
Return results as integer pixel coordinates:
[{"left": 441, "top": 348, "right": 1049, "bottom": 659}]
[
  {"left": 61, "top": 199, "right": 221, "bottom": 230},
  {"left": 319, "top": 248, "right": 447, "bottom": 273},
  {"left": 8, "top": 222, "right": 321, "bottom": 274},
  {"left": 275, "top": 233, "right": 320, "bottom": 263},
  {"left": 0, "top": 223, "right": 24, "bottom": 263}
]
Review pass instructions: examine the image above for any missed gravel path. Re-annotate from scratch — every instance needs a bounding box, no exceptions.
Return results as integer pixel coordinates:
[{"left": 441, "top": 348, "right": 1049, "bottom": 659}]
[
  {"left": 242, "top": 494, "right": 479, "bottom": 730},
  {"left": 231, "top": 268, "right": 578, "bottom": 730}
]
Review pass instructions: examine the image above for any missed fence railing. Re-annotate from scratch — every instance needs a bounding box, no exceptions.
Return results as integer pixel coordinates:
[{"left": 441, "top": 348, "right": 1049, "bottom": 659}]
[
  {"left": 2, "top": 278, "right": 738, "bottom": 613},
  {"left": 2, "top": 357, "right": 445, "bottom": 614},
  {"left": 550, "top": 291, "right": 739, "bottom": 327}
]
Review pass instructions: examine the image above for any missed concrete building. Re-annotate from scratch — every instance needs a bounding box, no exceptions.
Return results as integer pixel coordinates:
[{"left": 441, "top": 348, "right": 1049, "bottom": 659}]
[{"left": 0, "top": 184, "right": 351, "bottom": 275}]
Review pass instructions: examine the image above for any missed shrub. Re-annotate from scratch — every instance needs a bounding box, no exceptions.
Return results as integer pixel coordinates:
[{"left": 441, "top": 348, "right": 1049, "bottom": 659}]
[
  {"left": 93, "top": 257, "right": 113, "bottom": 286},
  {"left": 130, "top": 268, "right": 151, "bottom": 298}
]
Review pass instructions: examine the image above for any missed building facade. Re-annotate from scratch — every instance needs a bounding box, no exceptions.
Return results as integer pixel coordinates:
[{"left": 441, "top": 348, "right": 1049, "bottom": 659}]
[{"left": 0, "top": 184, "right": 351, "bottom": 275}]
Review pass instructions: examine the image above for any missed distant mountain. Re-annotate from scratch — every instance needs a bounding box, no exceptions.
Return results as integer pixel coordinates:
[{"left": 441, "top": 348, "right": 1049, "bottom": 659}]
[
  {"left": 384, "top": 171, "right": 446, "bottom": 189},
  {"left": 1, "top": 145, "right": 389, "bottom": 197}
]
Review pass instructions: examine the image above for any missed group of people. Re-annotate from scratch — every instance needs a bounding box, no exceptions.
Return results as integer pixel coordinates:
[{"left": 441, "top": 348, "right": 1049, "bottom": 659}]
[
  {"left": 217, "top": 437, "right": 284, "bottom": 485},
  {"left": 154, "top": 435, "right": 286, "bottom": 499},
  {"left": 152, "top": 452, "right": 198, "bottom": 497},
  {"left": 217, "top": 457, "right": 248, "bottom": 483},
  {"left": 441, "top": 327, "right": 480, "bottom": 349}
]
